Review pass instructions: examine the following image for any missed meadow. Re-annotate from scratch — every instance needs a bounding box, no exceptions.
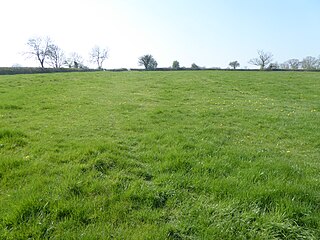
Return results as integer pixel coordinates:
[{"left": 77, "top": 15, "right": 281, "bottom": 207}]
[{"left": 0, "top": 71, "right": 319, "bottom": 239}]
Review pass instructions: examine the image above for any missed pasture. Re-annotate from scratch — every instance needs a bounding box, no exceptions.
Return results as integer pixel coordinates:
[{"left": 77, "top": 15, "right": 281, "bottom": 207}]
[{"left": 0, "top": 71, "right": 319, "bottom": 239}]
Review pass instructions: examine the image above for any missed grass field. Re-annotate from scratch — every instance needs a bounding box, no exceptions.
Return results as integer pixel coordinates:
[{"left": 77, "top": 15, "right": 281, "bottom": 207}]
[{"left": 0, "top": 71, "right": 319, "bottom": 239}]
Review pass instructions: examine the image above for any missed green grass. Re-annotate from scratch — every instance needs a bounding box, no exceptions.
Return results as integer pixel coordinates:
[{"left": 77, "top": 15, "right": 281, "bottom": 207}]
[{"left": 0, "top": 71, "right": 319, "bottom": 239}]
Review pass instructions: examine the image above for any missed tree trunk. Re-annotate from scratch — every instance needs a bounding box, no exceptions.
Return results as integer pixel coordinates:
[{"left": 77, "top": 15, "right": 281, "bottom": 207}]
[{"left": 40, "top": 59, "right": 45, "bottom": 69}]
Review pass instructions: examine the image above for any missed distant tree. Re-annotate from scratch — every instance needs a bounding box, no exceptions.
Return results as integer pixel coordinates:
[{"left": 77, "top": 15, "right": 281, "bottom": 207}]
[
  {"left": 24, "top": 36, "right": 53, "bottom": 68},
  {"left": 172, "top": 60, "right": 180, "bottom": 70},
  {"left": 12, "top": 64, "right": 23, "bottom": 68},
  {"left": 301, "top": 56, "right": 318, "bottom": 70},
  {"left": 229, "top": 61, "right": 240, "bottom": 69},
  {"left": 249, "top": 50, "right": 273, "bottom": 69},
  {"left": 65, "top": 52, "right": 85, "bottom": 68},
  {"left": 285, "top": 59, "right": 300, "bottom": 70},
  {"left": 279, "top": 62, "right": 289, "bottom": 70},
  {"left": 191, "top": 63, "right": 200, "bottom": 70},
  {"left": 138, "top": 54, "right": 158, "bottom": 70},
  {"left": 47, "top": 44, "right": 66, "bottom": 68},
  {"left": 266, "top": 62, "right": 279, "bottom": 70},
  {"left": 90, "top": 46, "right": 108, "bottom": 69}
]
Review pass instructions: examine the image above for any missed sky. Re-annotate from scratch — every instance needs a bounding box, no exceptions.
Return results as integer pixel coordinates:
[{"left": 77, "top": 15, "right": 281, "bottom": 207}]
[{"left": 0, "top": 0, "right": 319, "bottom": 69}]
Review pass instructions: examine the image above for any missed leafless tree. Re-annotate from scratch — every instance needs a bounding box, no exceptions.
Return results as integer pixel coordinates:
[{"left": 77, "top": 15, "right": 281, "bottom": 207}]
[
  {"left": 12, "top": 63, "right": 23, "bottom": 68},
  {"left": 65, "top": 52, "right": 85, "bottom": 68},
  {"left": 301, "top": 56, "right": 318, "bottom": 70},
  {"left": 25, "top": 36, "right": 52, "bottom": 68},
  {"left": 249, "top": 50, "right": 273, "bottom": 69},
  {"left": 279, "top": 62, "right": 290, "bottom": 70},
  {"left": 90, "top": 46, "right": 108, "bottom": 69},
  {"left": 47, "top": 44, "right": 66, "bottom": 68},
  {"left": 229, "top": 61, "right": 240, "bottom": 69},
  {"left": 286, "top": 59, "right": 300, "bottom": 70}
]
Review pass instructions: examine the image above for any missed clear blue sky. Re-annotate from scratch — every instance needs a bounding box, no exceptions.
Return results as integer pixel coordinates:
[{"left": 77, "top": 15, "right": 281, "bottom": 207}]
[{"left": 0, "top": 0, "right": 319, "bottom": 69}]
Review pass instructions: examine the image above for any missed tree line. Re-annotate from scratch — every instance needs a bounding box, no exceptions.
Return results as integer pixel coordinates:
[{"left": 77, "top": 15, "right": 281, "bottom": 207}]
[
  {"left": 244, "top": 50, "right": 320, "bottom": 71},
  {"left": 24, "top": 36, "right": 108, "bottom": 70},
  {"left": 22, "top": 36, "right": 320, "bottom": 71}
]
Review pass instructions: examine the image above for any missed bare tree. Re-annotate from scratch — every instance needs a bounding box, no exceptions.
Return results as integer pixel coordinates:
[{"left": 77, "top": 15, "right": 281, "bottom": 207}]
[
  {"left": 25, "top": 36, "right": 52, "bottom": 68},
  {"left": 279, "top": 62, "right": 290, "bottom": 70},
  {"left": 285, "top": 59, "right": 300, "bottom": 70},
  {"left": 249, "top": 50, "right": 273, "bottom": 69},
  {"left": 138, "top": 55, "right": 158, "bottom": 70},
  {"left": 65, "top": 52, "right": 85, "bottom": 68},
  {"left": 90, "top": 46, "right": 108, "bottom": 69},
  {"left": 229, "top": 61, "right": 240, "bottom": 69},
  {"left": 12, "top": 63, "right": 23, "bottom": 68},
  {"left": 47, "top": 44, "right": 66, "bottom": 68},
  {"left": 301, "top": 56, "right": 318, "bottom": 70}
]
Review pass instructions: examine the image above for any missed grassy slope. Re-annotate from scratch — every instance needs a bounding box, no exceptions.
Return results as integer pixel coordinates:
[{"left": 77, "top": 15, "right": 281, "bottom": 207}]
[{"left": 0, "top": 71, "right": 319, "bottom": 239}]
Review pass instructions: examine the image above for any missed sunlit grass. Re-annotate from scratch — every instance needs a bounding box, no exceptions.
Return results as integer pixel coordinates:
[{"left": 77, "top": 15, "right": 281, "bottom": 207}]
[{"left": 0, "top": 71, "right": 319, "bottom": 239}]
